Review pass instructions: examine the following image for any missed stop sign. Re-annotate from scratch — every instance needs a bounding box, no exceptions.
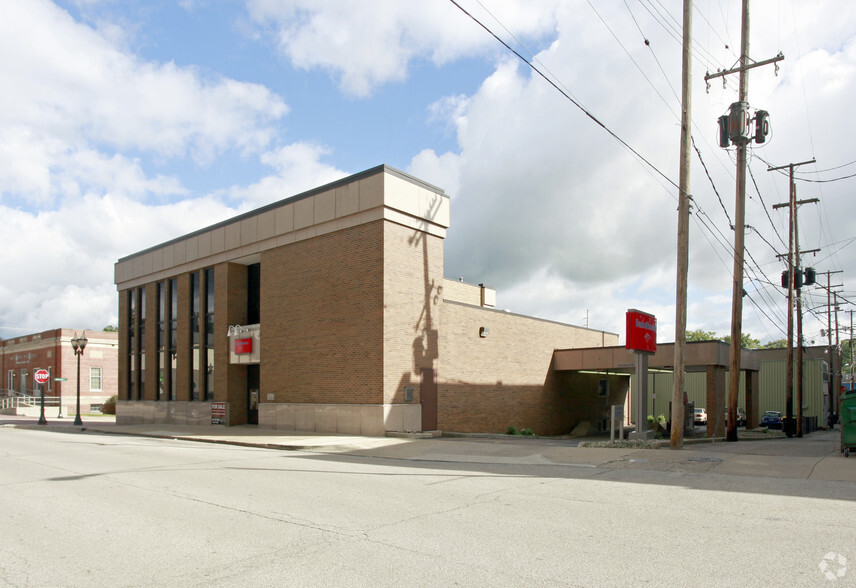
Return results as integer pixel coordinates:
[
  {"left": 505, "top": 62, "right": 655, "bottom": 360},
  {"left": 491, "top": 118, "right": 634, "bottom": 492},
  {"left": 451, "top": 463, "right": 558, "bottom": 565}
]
[{"left": 34, "top": 369, "right": 50, "bottom": 385}]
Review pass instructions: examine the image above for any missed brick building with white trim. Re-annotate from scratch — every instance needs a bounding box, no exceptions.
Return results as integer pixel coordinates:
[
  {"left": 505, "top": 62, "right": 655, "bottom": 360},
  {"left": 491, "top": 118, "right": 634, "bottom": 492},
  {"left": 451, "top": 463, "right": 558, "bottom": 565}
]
[{"left": 1, "top": 329, "right": 119, "bottom": 416}]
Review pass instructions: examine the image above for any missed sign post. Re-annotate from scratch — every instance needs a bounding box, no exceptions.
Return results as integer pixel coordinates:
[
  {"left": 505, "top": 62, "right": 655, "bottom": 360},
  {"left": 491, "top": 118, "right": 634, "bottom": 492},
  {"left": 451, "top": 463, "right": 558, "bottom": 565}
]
[
  {"left": 626, "top": 310, "right": 657, "bottom": 440},
  {"left": 54, "top": 378, "right": 66, "bottom": 419},
  {"left": 34, "top": 369, "right": 50, "bottom": 425}
]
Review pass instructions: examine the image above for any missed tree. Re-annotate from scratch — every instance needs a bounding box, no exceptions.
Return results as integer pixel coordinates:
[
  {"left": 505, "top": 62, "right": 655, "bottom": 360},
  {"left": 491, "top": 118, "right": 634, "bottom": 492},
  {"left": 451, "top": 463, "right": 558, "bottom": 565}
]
[
  {"left": 762, "top": 339, "right": 788, "bottom": 349},
  {"left": 721, "top": 333, "right": 762, "bottom": 349},
  {"left": 103, "top": 325, "right": 118, "bottom": 332},
  {"left": 842, "top": 339, "right": 854, "bottom": 376},
  {"left": 685, "top": 329, "right": 719, "bottom": 342}
]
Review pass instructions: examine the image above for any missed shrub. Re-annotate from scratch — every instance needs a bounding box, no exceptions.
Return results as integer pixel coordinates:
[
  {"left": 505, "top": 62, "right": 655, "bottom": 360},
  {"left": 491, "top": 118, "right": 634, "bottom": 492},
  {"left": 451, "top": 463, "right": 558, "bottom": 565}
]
[
  {"left": 507, "top": 425, "right": 519, "bottom": 435},
  {"left": 102, "top": 395, "right": 117, "bottom": 415},
  {"left": 520, "top": 428, "right": 535, "bottom": 436}
]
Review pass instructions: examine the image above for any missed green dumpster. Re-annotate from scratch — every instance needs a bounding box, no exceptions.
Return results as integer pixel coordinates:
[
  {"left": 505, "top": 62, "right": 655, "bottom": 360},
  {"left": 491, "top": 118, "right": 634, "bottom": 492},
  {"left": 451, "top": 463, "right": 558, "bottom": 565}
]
[{"left": 840, "top": 391, "right": 856, "bottom": 458}]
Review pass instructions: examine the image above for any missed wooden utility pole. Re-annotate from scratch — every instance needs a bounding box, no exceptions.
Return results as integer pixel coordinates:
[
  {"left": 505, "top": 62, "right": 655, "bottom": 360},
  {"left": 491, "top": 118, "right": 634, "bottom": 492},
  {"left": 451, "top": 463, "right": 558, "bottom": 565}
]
[
  {"left": 771, "top": 160, "right": 816, "bottom": 437},
  {"left": 819, "top": 271, "right": 843, "bottom": 425},
  {"left": 846, "top": 309, "right": 856, "bottom": 393},
  {"left": 726, "top": 0, "right": 751, "bottom": 443},
  {"left": 670, "top": 0, "right": 693, "bottom": 450},
  {"left": 796, "top": 280, "right": 804, "bottom": 436},
  {"left": 705, "top": 0, "right": 783, "bottom": 442},
  {"left": 835, "top": 292, "right": 842, "bottom": 399}
]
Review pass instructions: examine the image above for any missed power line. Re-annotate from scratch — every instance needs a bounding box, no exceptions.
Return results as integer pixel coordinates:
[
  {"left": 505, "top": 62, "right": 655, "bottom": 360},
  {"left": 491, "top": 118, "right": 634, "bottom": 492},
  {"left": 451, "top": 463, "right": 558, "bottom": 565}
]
[
  {"left": 448, "top": 0, "right": 682, "bottom": 195},
  {"left": 794, "top": 172, "right": 856, "bottom": 184},
  {"left": 747, "top": 160, "right": 788, "bottom": 249},
  {"left": 452, "top": 0, "right": 791, "bottom": 342},
  {"left": 692, "top": 136, "right": 732, "bottom": 228},
  {"left": 797, "top": 160, "right": 856, "bottom": 174}
]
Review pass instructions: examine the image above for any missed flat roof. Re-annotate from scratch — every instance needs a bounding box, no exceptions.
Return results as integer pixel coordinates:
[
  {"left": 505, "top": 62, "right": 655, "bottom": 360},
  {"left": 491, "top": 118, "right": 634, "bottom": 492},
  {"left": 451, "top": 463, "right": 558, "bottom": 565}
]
[
  {"left": 553, "top": 341, "right": 762, "bottom": 373},
  {"left": 117, "top": 164, "right": 444, "bottom": 264}
]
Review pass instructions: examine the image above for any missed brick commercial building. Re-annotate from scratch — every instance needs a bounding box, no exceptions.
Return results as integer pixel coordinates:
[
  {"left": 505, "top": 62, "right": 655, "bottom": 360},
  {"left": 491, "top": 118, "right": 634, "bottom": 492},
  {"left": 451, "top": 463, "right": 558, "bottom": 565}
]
[
  {"left": 1, "top": 329, "right": 119, "bottom": 415},
  {"left": 114, "top": 165, "right": 619, "bottom": 435}
]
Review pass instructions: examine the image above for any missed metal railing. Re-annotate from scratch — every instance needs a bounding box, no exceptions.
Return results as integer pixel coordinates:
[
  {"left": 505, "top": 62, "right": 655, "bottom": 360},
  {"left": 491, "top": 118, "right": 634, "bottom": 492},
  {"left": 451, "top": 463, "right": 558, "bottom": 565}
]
[{"left": 0, "top": 393, "right": 60, "bottom": 410}]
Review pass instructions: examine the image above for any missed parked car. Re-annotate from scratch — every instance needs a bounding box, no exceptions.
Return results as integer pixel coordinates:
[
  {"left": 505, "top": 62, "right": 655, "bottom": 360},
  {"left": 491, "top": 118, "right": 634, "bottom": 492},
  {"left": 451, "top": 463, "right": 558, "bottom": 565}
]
[
  {"left": 724, "top": 407, "right": 747, "bottom": 427},
  {"left": 760, "top": 410, "right": 783, "bottom": 429},
  {"left": 694, "top": 408, "right": 708, "bottom": 425}
]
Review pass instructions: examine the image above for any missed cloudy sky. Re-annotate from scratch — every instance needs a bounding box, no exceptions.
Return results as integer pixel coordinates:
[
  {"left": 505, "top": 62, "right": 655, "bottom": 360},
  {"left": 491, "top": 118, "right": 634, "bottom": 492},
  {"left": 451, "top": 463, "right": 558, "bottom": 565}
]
[{"left": 2, "top": 0, "right": 855, "bottom": 347}]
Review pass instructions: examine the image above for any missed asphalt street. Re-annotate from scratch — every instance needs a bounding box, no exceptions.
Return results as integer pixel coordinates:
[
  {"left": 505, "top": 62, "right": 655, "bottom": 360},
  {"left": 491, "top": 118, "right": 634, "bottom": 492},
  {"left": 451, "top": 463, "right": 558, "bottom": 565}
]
[{"left": 1, "top": 420, "right": 855, "bottom": 586}]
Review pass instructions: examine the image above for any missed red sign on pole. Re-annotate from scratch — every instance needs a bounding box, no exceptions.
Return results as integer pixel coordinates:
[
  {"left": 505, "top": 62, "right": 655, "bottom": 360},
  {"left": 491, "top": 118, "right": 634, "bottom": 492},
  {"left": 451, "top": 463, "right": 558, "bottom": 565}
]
[
  {"left": 34, "top": 369, "right": 50, "bottom": 385},
  {"left": 626, "top": 309, "right": 657, "bottom": 353}
]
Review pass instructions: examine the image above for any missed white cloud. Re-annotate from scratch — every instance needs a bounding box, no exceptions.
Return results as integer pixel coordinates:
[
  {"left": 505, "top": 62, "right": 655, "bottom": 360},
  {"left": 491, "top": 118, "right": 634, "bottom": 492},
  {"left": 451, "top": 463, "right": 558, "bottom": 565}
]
[
  {"left": 408, "top": 149, "right": 462, "bottom": 199},
  {"left": 226, "top": 143, "right": 348, "bottom": 208},
  {"left": 245, "top": 0, "right": 563, "bottom": 96},
  {"left": 0, "top": 192, "right": 239, "bottom": 335},
  {"left": 404, "top": 0, "right": 856, "bottom": 343},
  {"left": 0, "top": 0, "right": 288, "bottom": 206},
  {"left": 2, "top": 0, "right": 854, "bottom": 349}
]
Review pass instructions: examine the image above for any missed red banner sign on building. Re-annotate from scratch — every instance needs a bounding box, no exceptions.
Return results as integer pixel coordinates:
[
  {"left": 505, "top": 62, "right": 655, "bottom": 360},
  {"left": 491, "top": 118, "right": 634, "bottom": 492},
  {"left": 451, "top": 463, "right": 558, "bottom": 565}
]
[
  {"left": 626, "top": 309, "right": 657, "bottom": 353},
  {"left": 234, "top": 338, "right": 253, "bottom": 355}
]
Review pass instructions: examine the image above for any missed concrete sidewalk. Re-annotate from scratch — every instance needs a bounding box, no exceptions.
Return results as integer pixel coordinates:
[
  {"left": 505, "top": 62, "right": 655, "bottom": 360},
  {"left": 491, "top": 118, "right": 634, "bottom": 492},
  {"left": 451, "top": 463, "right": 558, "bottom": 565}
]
[{"left": 2, "top": 414, "right": 853, "bottom": 482}]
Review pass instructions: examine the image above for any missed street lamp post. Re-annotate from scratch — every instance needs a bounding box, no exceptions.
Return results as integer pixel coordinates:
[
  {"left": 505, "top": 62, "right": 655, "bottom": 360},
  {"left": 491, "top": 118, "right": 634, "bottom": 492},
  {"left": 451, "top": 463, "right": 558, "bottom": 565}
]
[{"left": 70, "top": 332, "right": 88, "bottom": 426}]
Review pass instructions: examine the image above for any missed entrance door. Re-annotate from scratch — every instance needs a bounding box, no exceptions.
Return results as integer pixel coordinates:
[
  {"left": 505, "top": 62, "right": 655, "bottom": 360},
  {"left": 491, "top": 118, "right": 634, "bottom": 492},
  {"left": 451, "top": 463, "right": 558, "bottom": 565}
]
[
  {"left": 421, "top": 368, "right": 437, "bottom": 431},
  {"left": 247, "top": 365, "right": 259, "bottom": 425}
]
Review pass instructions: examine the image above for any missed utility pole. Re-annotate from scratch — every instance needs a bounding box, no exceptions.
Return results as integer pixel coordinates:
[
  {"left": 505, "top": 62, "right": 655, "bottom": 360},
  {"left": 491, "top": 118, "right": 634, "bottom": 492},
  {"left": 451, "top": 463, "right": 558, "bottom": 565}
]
[
  {"left": 848, "top": 309, "right": 855, "bottom": 391},
  {"left": 835, "top": 292, "right": 842, "bottom": 397},
  {"left": 726, "top": 0, "right": 751, "bottom": 444},
  {"left": 670, "top": 0, "right": 693, "bottom": 450},
  {"left": 796, "top": 277, "right": 804, "bottom": 436},
  {"left": 770, "top": 160, "right": 816, "bottom": 437},
  {"left": 706, "top": 0, "right": 783, "bottom": 443},
  {"left": 818, "top": 271, "right": 843, "bottom": 425}
]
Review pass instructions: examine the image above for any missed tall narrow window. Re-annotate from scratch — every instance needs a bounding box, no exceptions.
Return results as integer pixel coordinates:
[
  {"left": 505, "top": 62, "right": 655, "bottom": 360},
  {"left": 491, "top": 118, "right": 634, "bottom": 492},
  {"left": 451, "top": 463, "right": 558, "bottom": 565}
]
[
  {"left": 90, "top": 367, "right": 103, "bottom": 391},
  {"left": 157, "top": 282, "right": 165, "bottom": 401},
  {"left": 248, "top": 263, "right": 260, "bottom": 324},
  {"left": 169, "top": 278, "right": 177, "bottom": 401},
  {"left": 204, "top": 268, "right": 215, "bottom": 401},
  {"left": 138, "top": 287, "right": 146, "bottom": 400},
  {"left": 128, "top": 289, "right": 136, "bottom": 400},
  {"left": 190, "top": 272, "right": 200, "bottom": 401}
]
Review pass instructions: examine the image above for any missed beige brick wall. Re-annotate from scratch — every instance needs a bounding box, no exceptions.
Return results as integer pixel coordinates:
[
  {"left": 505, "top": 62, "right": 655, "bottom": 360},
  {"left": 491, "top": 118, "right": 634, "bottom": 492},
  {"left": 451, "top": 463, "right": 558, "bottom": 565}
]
[
  {"left": 438, "top": 302, "right": 618, "bottom": 435},
  {"left": 261, "top": 221, "right": 385, "bottom": 405},
  {"left": 382, "top": 222, "right": 444, "bottom": 406},
  {"left": 441, "top": 279, "right": 480, "bottom": 306}
]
